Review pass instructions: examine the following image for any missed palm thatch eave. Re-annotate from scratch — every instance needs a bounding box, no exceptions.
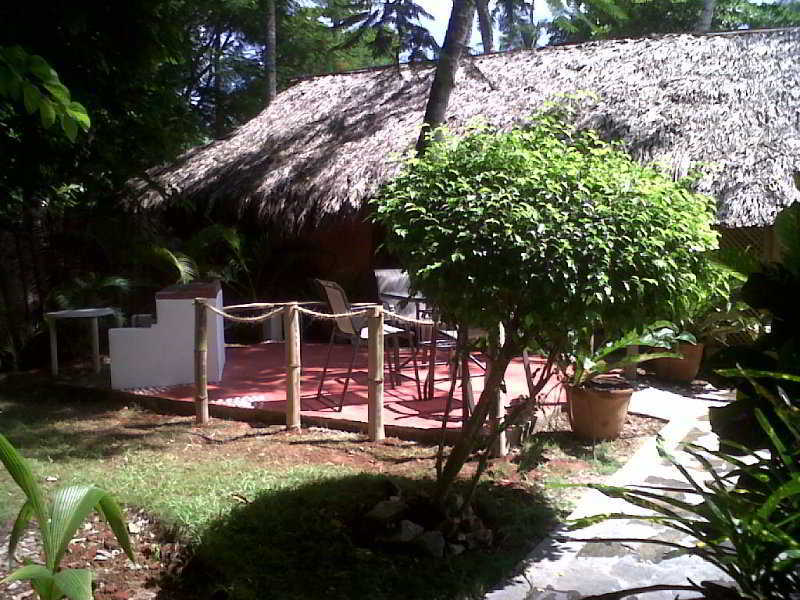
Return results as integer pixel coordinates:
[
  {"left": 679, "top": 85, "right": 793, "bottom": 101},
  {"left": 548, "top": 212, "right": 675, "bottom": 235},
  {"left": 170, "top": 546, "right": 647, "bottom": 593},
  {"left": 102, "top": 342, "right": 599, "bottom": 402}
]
[{"left": 131, "top": 27, "right": 800, "bottom": 230}]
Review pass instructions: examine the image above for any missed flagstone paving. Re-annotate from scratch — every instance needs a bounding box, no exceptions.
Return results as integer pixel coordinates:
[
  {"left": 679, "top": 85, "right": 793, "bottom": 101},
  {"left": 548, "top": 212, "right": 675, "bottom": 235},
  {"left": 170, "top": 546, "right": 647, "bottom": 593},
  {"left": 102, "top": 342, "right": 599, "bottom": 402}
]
[{"left": 486, "top": 387, "right": 733, "bottom": 600}]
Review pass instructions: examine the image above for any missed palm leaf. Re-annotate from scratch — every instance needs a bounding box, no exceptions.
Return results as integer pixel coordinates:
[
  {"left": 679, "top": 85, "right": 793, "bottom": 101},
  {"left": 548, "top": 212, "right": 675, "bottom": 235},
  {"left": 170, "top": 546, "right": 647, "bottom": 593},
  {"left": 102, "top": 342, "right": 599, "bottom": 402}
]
[
  {"left": 31, "top": 576, "right": 57, "bottom": 600},
  {"left": 48, "top": 485, "right": 107, "bottom": 568},
  {"left": 149, "top": 247, "right": 197, "bottom": 284},
  {"left": 0, "top": 563, "right": 53, "bottom": 585},
  {"left": 0, "top": 434, "right": 53, "bottom": 560},
  {"left": 97, "top": 494, "right": 135, "bottom": 562},
  {"left": 8, "top": 500, "right": 34, "bottom": 570},
  {"left": 53, "top": 568, "right": 93, "bottom": 600}
]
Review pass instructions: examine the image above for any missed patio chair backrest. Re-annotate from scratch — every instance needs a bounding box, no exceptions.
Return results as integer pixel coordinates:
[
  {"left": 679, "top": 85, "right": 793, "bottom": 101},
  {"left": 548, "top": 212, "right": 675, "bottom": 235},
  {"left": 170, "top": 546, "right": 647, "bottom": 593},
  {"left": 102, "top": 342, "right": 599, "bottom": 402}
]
[
  {"left": 315, "top": 279, "right": 361, "bottom": 337},
  {"left": 374, "top": 269, "right": 419, "bottom": 320}
]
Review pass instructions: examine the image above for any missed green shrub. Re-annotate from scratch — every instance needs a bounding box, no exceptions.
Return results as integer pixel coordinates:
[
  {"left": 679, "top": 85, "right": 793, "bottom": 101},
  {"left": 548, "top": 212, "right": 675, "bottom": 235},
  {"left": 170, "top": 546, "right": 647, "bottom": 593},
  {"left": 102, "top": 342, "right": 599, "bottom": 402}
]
[
  {"left": 373, "top": 109, "right": 718, "bottom": 501},
  {"left": 373, "top": 110, "right": 718, "bottom": 359}
]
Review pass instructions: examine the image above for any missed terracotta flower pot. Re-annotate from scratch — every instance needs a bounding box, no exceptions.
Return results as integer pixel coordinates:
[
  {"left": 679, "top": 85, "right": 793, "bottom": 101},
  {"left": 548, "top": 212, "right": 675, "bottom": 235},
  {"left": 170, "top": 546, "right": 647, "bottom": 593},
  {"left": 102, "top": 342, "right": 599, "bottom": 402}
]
[
  {"left": 567, "top": 384, "right": 633, "bottom": 441},
  {"left": 650, "top": 342, "right": 705, "bottom": 383}
]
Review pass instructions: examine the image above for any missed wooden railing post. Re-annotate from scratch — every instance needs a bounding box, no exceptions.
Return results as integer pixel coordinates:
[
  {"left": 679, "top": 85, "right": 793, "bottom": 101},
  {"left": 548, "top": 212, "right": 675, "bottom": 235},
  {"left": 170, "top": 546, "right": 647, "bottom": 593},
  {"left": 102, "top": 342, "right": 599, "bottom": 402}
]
[
  {"left": 367, "top": 305, "right": 385, "bottom": 441},
  {"left": 285, "top": 303, "right": 301, "bottom": 430},
  {"left": 194, "top": 299, "right": 209, "bottom": 425}
]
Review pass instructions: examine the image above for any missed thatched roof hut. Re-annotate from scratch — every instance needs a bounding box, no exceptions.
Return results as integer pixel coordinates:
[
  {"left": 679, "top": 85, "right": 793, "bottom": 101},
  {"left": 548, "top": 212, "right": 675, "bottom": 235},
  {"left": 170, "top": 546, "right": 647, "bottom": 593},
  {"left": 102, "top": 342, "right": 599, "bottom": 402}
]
[{"left": 134, "top": 27, "right": 800, "bottom": 231}]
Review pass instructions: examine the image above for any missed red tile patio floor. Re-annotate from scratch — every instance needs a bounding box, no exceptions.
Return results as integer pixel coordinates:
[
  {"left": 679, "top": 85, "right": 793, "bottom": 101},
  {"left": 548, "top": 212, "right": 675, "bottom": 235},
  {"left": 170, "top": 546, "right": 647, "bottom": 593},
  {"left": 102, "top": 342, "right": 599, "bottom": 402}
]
[{"left": 127, "top": 342, "right": 566, "bottom": 441}]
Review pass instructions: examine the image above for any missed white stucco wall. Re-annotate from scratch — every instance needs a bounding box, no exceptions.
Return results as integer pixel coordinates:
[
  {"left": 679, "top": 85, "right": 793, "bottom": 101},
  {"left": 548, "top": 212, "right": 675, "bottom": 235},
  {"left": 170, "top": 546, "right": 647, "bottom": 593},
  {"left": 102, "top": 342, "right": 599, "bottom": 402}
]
[{"left": 109, "top": 290, "right": 225, "bottom": 390}]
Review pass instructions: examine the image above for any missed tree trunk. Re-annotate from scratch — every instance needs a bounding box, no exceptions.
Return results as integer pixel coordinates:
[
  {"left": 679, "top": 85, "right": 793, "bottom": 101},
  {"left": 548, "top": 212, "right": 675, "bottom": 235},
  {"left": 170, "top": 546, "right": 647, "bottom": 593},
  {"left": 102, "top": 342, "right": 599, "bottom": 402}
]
[
  {"left": 415, "top": 0, "right": 476, "bottom": 155},
  {"left": 434, "top": 347, "right": 513, "bottom": 504},
  {"left": 0, "top": 229, "right": 25, "bottom": 369},
  {"left": 213, "top": 28, "right": 225, "bottom": 139},
  {"left": 22, "top": 194, "right": 50, "bottom": 316},
  {"left": 476, "top": 0, "right": 493, "bottom": 54},
  {"left": 264, "top": 0, "right": 277, "bottom": 106},
  {"left": 696, "top": 0, "right": 716, "bottom": 32}
]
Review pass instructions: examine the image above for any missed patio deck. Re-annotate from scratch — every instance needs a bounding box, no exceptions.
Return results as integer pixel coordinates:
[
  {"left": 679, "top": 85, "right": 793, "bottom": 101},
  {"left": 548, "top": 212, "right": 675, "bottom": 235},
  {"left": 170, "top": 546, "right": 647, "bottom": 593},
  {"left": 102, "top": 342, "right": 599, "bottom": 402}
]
[{"left": 126, "top": 342, "right": 566, "bottom": 441}]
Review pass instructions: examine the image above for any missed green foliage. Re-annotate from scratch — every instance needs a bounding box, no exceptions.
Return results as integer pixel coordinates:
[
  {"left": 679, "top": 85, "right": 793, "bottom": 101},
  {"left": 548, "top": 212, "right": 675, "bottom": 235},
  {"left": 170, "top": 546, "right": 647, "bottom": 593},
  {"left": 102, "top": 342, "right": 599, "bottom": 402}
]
[
  {"left": 709, "top": 204, "right": 800, "bottom": 451},
  {"left": 326, "top": 0, "right": 439, "bottom": 62},
  {"left": 48, "top": 273, "right": 132, "bottom": 312},
  {"left": 569, "top": 371, "right": 800, "bottom": 599},
  {"left": 373, "top": 110, "right": 718, "bottom": 363},
  {"left": 569, "top": 322, "right": 691, "bottom": 387},
  {"left": 0, "top": 46, "right": 90, "bottom": 141},
  {"left": 548, "top": 0, "right": 800, "bottom": 44},
  {"left": 0, "top": 434, "right": 134, "bottom": 600}
]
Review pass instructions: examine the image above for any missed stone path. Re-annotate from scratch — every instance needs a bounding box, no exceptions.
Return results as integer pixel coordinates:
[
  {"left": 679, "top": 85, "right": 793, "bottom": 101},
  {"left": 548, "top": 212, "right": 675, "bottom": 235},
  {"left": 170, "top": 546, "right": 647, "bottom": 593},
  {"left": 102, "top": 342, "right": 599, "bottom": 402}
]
[{"left": 486, "top": 386, "right": 734, "bottom": 600}]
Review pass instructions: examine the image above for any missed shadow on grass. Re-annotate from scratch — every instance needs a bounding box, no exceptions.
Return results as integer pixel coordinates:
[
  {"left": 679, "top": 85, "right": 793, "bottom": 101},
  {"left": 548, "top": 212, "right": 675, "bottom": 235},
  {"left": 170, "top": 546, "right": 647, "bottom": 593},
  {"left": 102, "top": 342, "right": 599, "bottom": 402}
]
[
  {"left": 156, "top": 473, "right": 561, "bottom": 600},
  {"left": 0, "top": 385, "right": 182, "bottom": 461},
  {"left": 517, "top": 429, "right": 627, "bottom": 475}
]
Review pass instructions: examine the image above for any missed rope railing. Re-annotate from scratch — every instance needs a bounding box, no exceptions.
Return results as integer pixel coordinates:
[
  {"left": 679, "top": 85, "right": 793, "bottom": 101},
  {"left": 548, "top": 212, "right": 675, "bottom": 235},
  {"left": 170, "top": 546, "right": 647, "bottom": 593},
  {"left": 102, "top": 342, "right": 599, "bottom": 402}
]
[
  {"left": 192, "top": 298, "right": 444, "bottom": 441},
  {"left": 203, "top": 302, "right": 286, "bottom": 323},
  {"left": 197, "top": 298, "right": 439, "bottom": 327},
  {"left": 191, "top": 298, "right": 520, "bottom": 455}
]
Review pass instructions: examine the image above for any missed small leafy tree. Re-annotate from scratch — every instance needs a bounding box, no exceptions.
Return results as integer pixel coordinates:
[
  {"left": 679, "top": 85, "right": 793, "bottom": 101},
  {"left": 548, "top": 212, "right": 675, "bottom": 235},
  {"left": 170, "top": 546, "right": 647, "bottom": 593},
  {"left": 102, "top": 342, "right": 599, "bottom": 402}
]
[
  {"left": 372, "top": 108, "right": 717, "bottom": 503},
  {"left": 0, "top": 434, "right": 134, "bottom": 600}
]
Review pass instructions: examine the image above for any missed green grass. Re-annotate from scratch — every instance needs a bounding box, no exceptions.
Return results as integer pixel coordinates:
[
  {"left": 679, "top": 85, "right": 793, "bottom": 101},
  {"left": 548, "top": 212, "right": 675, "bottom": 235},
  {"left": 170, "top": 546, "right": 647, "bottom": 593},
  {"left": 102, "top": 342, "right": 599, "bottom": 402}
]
[
  {"left": 517, "top": 433, "right": 623, "bottom": 478},
  {"left": 0, "top": 391, "right": 353, "bottom": 536},
  {"left": 0, "top": 387, "right": 560, "bottom": 600}
]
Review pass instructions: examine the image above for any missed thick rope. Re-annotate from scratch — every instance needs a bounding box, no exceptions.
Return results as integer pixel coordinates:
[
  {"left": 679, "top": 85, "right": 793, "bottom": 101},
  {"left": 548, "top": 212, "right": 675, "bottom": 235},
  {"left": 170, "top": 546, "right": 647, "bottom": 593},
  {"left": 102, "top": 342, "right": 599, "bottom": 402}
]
[
  {"left": 202, "top": 303, "right": 286, "bottom": 323},
  {"left": 295, "top": 306, "right": 371, "bottom": 320},
  {"left": 224, "top": 301, "right": 321, "bottom": 311},
  {"left": 198, "top": 300, "right": 437, "bottom": 327}
]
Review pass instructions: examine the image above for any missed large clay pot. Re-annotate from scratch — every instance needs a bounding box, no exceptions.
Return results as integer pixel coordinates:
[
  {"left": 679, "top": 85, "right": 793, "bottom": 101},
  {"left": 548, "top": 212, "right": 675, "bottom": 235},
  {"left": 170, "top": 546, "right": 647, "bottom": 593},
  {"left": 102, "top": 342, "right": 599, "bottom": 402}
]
[
  {"left": 567, "top": 385, "right": 633, "bottom": 441},
  {"left": 651, "top": 343, "right": 705, "bottom": 383}
]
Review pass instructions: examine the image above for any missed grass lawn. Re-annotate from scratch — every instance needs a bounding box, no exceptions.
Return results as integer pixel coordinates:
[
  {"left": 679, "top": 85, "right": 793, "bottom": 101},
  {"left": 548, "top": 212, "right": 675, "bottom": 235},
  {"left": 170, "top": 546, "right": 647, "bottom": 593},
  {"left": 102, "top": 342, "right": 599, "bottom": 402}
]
[{"left": 0, "top": 383, "right": 662, "bottom": 600}]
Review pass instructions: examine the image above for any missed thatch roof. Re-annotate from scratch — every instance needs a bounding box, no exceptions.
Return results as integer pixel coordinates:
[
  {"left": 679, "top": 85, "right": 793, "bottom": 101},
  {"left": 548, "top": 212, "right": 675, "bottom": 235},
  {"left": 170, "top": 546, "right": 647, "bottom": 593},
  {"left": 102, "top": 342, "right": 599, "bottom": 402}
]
[{"left": 134, "top": 27, "right": 800, "bottom": 229}]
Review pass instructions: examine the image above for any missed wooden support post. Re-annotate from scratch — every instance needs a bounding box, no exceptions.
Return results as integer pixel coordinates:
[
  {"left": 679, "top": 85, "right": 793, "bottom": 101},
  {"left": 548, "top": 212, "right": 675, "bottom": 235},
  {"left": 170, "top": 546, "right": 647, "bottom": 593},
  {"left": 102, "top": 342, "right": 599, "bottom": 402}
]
[
  {"left": 624, "top": 345, "right": 638, "bottom": 380},
  {"left": 285, "top": 303, "right": 301, "bottom": 430},
  {"left": 90, "top": 316, "right": 101, "bottom": 373},
  {"left": 46, "top": 316, "right": 58, "bottom": 376},
  {"left": 194, "top": 299, "right": 209, "bottom": 425},
  {"left": 367, "top": 305, "right": 385, "bottom": 442},
  {"left": 458, "top": 324, "right": 474, "bottom": 422},
  {"left": 491, "top": 366, "right": 508, "bottom": 457},
  {"left": 488, "top": 331, "right": 507, "bottom": 457}
]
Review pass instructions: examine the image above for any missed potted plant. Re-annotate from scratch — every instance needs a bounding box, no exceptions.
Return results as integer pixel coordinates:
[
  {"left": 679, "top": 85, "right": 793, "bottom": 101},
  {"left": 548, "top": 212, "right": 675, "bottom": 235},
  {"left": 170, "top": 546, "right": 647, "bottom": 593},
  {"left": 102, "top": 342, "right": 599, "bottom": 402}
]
[
  {"left": 646, "top": 261, "right": 759, "bottom": 383},
  {"left": 563, "top": 326, "right": 683, "bottom": 440}
]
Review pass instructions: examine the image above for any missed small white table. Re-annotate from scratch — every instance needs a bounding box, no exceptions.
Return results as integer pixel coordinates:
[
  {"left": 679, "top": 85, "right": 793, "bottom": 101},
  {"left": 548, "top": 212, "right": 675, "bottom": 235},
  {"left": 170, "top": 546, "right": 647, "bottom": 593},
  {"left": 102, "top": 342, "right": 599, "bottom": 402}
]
[{"left": 44, "top": 308, "right": 116, "bottom": 376}]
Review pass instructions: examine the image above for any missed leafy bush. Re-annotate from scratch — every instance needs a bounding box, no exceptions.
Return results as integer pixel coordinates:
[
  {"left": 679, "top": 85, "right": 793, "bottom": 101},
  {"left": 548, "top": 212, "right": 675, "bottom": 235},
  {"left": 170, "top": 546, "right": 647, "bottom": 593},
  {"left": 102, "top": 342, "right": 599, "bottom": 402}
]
[
  {"left": 374, "top": 110, "right": 717, "bottom": 361},
  {"left": 372, "top": 109, "right": 718, "bottom": 501},
  {"left": 0, "top": 433, "right": 134, "bottom": 600},
  {"left": 569, "top": 371, "right": 800, "bottom": 600}
]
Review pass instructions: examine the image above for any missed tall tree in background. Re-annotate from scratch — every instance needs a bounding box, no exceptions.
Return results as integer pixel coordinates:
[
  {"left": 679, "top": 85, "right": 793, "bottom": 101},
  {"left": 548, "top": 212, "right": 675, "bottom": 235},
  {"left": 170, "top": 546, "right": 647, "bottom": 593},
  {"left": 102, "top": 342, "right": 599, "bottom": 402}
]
[
  {"left": 493, "top": 0, "right": 543, "bottom": 50},
  {"left": 416, "top": 0, "right": 476, "bottom": 154},
  {"left": 696, "top": 0, "right": 717, "bottom": 31},
  {"left": 330, "top": 1, "right": 439, "bottom": 64},
  {"left": 476, "top": 0, "right": 494, "bottom": 53},
  {"left": 264, "top": 0, "right": 278, "bottom": 105}
]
